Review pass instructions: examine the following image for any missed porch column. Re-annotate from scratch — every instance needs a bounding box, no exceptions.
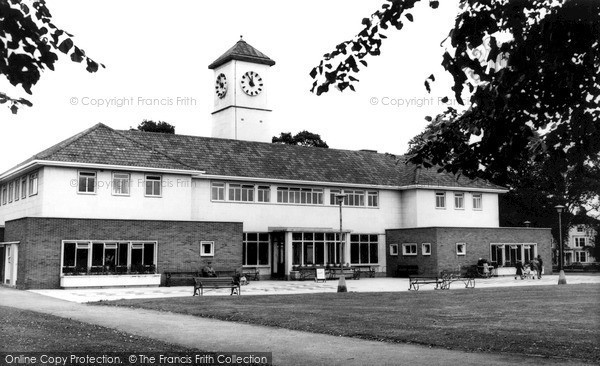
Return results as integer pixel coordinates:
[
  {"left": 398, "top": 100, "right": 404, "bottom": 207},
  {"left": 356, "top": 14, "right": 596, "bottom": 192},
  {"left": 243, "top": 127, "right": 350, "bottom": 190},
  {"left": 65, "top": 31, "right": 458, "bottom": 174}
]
[{"left": 285, "top": 231, "right": 293, "bottom": 275}]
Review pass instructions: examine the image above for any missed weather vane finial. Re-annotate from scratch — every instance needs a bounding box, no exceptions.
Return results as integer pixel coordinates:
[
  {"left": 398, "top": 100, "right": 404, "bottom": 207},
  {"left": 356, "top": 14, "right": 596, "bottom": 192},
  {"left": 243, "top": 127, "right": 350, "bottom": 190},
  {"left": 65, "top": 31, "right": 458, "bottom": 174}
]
[{"left": 240, "top": 35, "right": 243, "bottom": 40}]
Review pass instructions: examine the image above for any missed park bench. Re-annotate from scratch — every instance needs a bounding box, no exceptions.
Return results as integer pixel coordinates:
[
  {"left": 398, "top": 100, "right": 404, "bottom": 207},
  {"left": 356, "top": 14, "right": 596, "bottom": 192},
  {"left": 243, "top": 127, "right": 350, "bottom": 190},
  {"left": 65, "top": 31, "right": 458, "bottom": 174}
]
[
  {"left": 193, "top": 277, "right": 240, "bottom": 296},
  {"left": 408, "top": 276, "right": 443, "bottom": 291},
  {"left": 439, "top": 269, "right": 476, "bottom": 290},
  {"left": 396, "top": 264, "right": 419, "bottom": 278},
  {"left": 164, "top": 271, "right": 200, "bottom": 287},
  {"left": 327, "top": 267, "right": 359, "bottom": 280},
  {"left": 241, "top": 267, "right": 260, "bottom": 281},
  {"left": 353, "top": 265, "right": 378, "bottom": 278}
]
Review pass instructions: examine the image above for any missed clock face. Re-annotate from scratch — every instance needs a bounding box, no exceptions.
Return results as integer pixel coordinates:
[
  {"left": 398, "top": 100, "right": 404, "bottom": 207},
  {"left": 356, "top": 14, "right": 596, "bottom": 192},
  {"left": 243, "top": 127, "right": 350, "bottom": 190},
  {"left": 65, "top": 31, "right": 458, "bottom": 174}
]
[
  {"left": 240, "top": 71, "right": 263, "bottom": 96},
  {"left": 215, "top": 73, "right": 227, "bottom": 98}
]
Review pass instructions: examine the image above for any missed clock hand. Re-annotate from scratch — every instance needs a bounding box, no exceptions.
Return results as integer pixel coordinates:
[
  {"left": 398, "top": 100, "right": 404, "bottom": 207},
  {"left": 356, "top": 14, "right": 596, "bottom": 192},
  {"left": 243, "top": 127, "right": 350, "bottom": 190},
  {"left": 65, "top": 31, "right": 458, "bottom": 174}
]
[{"left": 249, "top": 75, "right": 255, "bottom": 87}]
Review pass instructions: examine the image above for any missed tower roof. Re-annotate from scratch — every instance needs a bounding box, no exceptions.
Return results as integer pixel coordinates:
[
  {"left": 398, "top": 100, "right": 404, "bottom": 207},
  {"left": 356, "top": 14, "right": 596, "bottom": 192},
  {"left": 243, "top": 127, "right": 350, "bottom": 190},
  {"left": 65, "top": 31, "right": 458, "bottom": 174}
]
[{"left": 208, "top": 38, "right": 276, "bottom": 69}]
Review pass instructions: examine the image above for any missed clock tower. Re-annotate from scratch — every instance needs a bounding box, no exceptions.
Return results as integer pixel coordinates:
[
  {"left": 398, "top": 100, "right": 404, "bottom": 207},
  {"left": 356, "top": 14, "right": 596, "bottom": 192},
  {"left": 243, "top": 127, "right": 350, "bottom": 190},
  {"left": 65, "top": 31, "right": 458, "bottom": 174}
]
[{"left": 208, "top": 37, "right": 276, "bottom": 142}]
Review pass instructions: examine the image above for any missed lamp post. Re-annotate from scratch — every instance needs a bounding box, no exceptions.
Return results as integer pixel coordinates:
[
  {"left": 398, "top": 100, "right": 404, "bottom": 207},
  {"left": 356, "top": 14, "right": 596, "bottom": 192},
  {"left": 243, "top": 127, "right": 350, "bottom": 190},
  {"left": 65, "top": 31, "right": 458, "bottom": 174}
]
[
  {"left": 524, "top": 221, "right": 531, "bottom": 228},
  {"left": 555, "top": 205, "right": 567, "bottom": 285},
  {"left": 335, "top": 194, "right": 347, "bottom": 292}
]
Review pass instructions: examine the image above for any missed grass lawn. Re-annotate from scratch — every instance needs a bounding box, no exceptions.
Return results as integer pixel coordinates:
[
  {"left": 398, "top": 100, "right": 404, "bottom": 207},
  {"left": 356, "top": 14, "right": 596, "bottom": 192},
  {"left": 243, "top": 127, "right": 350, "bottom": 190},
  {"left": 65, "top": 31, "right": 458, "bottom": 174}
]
[
  {"left": 100, "top": 284, "right": 600, "bottom": 363},
  {"left": 0, "top": 306, "right": 195, "bottom": 352}
]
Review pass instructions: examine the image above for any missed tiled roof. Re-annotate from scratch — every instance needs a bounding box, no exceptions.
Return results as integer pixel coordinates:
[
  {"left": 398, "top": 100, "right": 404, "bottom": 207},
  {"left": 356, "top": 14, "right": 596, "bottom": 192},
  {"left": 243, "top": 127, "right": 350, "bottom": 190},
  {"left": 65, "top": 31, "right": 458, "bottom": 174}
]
[
  {"left": 208, "top": 39, "right": 276, "bottom": 69},
  {"left": 3, "top": 123, "right": 506, "bottom": 191}
]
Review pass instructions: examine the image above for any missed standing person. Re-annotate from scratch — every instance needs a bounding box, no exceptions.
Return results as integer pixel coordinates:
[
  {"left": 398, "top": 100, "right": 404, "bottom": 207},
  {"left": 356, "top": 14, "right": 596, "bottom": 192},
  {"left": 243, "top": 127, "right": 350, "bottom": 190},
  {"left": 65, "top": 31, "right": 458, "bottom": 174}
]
[
  {"left": 515, "top": 261, "right": 524, "bottom": 280},
  {"left": 530, "top": 258, "right": 539, "bottom": 280},
  {"left": 536, "top": 255, "right": 544, "bottom": 279}
]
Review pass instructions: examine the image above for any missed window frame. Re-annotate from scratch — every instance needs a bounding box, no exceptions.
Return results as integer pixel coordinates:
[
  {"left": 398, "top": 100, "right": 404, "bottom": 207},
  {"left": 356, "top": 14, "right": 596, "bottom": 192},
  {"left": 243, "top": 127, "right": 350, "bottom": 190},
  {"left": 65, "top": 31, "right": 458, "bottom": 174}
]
[
  {"left": 7, "top": 181, "right": 13, "bottom": 203},
  {"left": 435, "top": 192, "right": 446, "bottom": 209},
  {"left": 211, "top": 182, "right": 225, "bottom": 201},
  {"left": 472, "top": 193, "right": 483, "bottom": 210},
  {"left": 144, "top": 174, "right": 162, "bottom": 197},
  {"left": 200, "top": 241, "right": 215, "bottom": 257},
  {"left": 111, "top": 172, "right": 130, "bottom": 196},
  {"left": 21, "top": 177, "right": 27, "bottom": 199},
  {"left": 243, "top": 233, "right": 270, "bottom": 266},
  {"left": 257, "top": 185, "right": 271, "bottom": 203},
  {"left": 28, "top": 172, "right": 39, "bottom": 196},
  {"left": 402, "top": 243, "right": 418, "bottom": 256},
  {"left": 422, "top": 243, "right": 432, "bottom": 256},
  {"left": 367, "top": 191, "right": 379, "bottom": 207},
  {"left": 456, "top": 243, "right": 467, "bottom": 256},
  {"left": 574, "top": 237, "right": 586, "bottom": 248},
  {"left": 77, "top": 171, "right": 96, "bottom": 195},
  {"left": 1, "top": 184, "right": 6, "bottom": 205},
  {"left": 454, "top": 192, "right": 464, "bottom": 210},
  {"left": 389, "top": 244, "right": 399, "bottom": 256},
  {"left": 13, "top": 179, "right": 19, "bottom": 201}
]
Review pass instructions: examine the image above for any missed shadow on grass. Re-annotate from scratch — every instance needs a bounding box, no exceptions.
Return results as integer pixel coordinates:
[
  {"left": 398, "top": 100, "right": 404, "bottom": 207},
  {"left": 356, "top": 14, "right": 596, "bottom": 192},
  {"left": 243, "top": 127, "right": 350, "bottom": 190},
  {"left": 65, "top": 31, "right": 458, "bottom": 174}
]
[{"left": 97, "top": 284, "right": 600, "bottom": 363}]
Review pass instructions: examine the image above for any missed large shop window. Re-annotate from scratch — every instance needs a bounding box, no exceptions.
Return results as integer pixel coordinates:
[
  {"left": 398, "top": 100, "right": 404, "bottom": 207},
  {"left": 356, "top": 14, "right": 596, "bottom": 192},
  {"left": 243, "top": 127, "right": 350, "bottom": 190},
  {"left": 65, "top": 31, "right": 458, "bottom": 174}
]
[
  {"left": 62, "top": 241, "right": 156, "bottom": 274},
  {"left": 490, "top": 243, "right": 537, "bottom": 267},
  {"left": 243, "top": 233, "right": 269, "bottom": 266},
  {"left": 292, "top": 232, "right": 342, "bottom": 266},
  {"left": 350, "top": 234, "right": 379, "bottom": 264}
]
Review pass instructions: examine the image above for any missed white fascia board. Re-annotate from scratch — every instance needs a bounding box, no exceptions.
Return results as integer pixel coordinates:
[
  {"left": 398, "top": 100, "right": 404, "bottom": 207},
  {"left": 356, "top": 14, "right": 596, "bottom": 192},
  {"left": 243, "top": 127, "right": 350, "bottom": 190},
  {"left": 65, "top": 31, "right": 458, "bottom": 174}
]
[
  {"left": 0, "top": 160, "right": 205, "bottom": 181},
  {"left": 196, "top": 174, "right": 401, "bottom": 190},
  {"left": 398, "top": 184, "right": 508, "bottom": 194}
]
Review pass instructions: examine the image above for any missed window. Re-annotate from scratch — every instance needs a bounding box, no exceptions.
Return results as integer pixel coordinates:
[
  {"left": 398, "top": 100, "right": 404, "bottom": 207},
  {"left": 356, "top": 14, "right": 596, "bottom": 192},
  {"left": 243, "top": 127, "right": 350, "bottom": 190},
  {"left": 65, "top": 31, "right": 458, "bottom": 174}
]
[
  {"left": 575, "top": 251, "right": 587, "bottom": 263},
  {"left": 78, "top": 171, "right": 96, "bottom": 194},
  {"left": 62, "top": 240, "right": 156, "bottom": 274},
  {"left": 350, "top": 234, "right": 378, "bottom": 264},
  {"left": 211, "top": 182, "right": 225, "bottom": 201},
  {"left": 112, "top": 173, "right": 130, "bottom": 196},
  {"left": 278, "top": 187, "right": 322, "bottom": 205},
  {"left": 576, "top": 226, "right": 584, "bottom": 233},
  {"left": 435, "top": 192, "right": 446, "bottom": 208},
  {"left": 200, "top": 241, "right": 214, "bottom": 256},
  {"left": 472, "top": 193, "right": 482, "bottom": 210},
  {"left": 456, "top": 243, "right": 466, "bottom": 256},
  {"left": 491, "top": 243, "right": 537, "bottom": 267},
  {"left": 402, "top": 243, "right": 417, "bottom": 256},
  {"left": 7, "top": 182, "right": 13, "bottom": 203},
  {"left": 14, "top": 179, "right": 19, "bottom": 201},
  {"left": 389, "top": 244, "right": 399, "bottom": 256},
  {"left": 21, "top": 177, "right": 27, "bottom": 199},
  {"left": 344, "top": 190, "right": 365, "bottom": 206},
  {"left": 292, "top": 232, "right": 340, "bottom": 266},
  {"left": 367, "top": 191, "right": 379, "bottom": 207},
  {"left": 145, "top": 175, "right": 161, "bottom": 197},
  {"left": 229, "top": 183, "right": 254, "bottom": 202},
  {"left": 243, "top": 233, "right": 269, "bottom": 265},
  {"left": 422, "top": 243, "right": 432, "bottom": 256},
  {"left": 1, "top": 185, "right": 6, "bottom": 205},
  {"left": 454, "top": 193, "right": 464, "bottom": 209},
  {"left": 574, "top": 237, "right": 586, "bottom": 247},
  {"left": 28, "top": 172, "right": 38, "bottom": 196},
  {"left": 257, "top": 186, "right": 270, "bottom": 202}
]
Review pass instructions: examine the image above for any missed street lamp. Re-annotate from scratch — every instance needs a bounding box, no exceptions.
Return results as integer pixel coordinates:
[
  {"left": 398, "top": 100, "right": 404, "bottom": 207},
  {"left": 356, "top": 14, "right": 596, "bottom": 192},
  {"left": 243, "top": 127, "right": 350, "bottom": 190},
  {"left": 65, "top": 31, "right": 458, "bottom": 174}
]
[
  {"left": 335, "top": 193, "right": 347, "bottom": 292},
  {"left": 524, "top": 221, "right": 531, "bottom": 228},
  {"left": 555, "top": 205, "right": 567, "bottom": 285}
]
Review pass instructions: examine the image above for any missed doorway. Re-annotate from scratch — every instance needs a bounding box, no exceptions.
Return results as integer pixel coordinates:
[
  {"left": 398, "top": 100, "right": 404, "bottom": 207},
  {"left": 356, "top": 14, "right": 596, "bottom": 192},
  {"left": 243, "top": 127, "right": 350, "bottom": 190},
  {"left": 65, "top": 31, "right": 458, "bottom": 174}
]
[{"left": 271, "top": 232, "right": 285, "bottom": 278}]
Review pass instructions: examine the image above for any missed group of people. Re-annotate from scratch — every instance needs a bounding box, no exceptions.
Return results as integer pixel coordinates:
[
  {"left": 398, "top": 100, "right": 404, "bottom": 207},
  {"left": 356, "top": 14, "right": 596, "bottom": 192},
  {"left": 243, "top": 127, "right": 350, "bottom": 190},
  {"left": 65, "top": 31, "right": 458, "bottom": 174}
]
[
  {"left": 202, "top": 262, "right": 248, "bottom": 285},
  {"left": 515, "top": 255, "right": 544, "bottom": 280}
]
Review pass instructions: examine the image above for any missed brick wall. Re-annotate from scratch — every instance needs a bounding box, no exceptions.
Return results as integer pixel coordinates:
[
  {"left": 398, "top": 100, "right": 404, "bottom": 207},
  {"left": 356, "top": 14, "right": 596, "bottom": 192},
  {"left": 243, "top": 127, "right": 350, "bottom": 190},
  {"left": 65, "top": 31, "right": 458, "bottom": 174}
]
[
  {"left": 5, "top": 217, "right": 242, "bottom": 289},
  {"left": 386, "top": 227, "right": 552, "bottom": 277}
]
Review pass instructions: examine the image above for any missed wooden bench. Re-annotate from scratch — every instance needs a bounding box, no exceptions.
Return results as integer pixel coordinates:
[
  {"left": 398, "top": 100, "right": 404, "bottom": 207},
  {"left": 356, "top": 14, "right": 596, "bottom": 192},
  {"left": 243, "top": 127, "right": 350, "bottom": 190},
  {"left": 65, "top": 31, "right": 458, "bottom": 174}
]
[
  {"left": 327, "top": 267, "right": 359, "bottom": 280},
  {"left": 241, "top": 267, "right": 260, "bottom": 281},
  {"left": 439, "top": 270, "right": 475, "bottom": 290},
  {"left": 408, "top": 276, "right": 443, "bottom": 291},
  {"left": 193, "top": 277, "right": 240, "bottom": 296},
  {"left": 397, "top": 265, "right": 419, "bottom": 278},
  {"left": 353, "top": 265, "right": 378, "bottom": 278},
  {"left": 164, "top": 271, "right": 200, "bottom": 287}
]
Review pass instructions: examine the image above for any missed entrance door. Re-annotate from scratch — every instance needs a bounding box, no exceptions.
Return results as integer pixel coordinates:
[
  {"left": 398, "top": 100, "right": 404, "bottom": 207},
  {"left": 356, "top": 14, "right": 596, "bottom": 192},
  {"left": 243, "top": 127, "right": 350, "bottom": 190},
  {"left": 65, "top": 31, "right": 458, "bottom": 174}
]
[{"left": 271, "top": 232, "right": 285, "bottom": 278}]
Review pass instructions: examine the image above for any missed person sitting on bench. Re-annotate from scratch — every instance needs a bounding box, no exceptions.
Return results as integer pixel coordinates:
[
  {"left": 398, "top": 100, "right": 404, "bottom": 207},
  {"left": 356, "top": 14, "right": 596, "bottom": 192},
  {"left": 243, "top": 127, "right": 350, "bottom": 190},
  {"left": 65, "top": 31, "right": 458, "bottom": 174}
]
[{"left": 202, "top": 262, "right": 217, "bottom": 277}]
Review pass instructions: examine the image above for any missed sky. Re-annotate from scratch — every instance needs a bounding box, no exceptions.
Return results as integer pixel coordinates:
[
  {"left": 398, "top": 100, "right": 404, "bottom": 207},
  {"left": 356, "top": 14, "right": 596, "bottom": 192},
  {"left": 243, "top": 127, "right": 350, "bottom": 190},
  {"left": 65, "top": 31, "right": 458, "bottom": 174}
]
[{"left": 0, "top": 0, "right": 463, "bottom": 173}]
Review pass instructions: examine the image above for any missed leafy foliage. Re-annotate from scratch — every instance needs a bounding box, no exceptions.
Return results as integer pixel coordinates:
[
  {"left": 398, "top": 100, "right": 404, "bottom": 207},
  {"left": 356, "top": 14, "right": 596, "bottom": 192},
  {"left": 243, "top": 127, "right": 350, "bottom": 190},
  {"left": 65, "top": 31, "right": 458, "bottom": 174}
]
[
  {"left": 0, "top": 0, "right": 104, "bottom": 113},
  {"left": 135, "top": 120, "right": 175, "bottom": 134},
  {"left": 312, "top": 0, "right": 600, "bottom": 239},
  {"left": 272, "top": 131, "right": 329, "bottom": 148}
]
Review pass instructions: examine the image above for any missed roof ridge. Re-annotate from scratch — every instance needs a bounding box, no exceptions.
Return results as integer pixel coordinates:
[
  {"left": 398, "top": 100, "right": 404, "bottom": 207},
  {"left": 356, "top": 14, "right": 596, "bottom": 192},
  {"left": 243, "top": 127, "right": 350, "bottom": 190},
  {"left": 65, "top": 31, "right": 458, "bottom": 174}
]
[{"left": 111, "top": 129, "right": 198, "bottom": 171}]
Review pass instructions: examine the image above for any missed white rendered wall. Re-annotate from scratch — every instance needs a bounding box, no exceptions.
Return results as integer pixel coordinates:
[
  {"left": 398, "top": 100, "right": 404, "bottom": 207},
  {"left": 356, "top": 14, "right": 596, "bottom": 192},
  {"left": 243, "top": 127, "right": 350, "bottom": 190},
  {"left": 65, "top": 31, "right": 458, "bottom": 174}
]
[
  {"left": 40, "top": 167, "right": 194, "bottom": 221},
  {"left": 0, "top": 169, "right": 44, "bottom": 225},
  {"left": 413, "top": 189, "right": 499, "bottom": 227}
]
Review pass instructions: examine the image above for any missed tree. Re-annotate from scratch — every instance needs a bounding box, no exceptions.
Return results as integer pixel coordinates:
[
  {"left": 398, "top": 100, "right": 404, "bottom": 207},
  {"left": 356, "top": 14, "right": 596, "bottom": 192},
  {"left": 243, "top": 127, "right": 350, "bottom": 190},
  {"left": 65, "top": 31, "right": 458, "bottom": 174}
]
[
  {"left": 272, "top": 131, "right": 329, "bottom": 148},
  {"left": 136, "top": 120, "right": 175, "bottom": 134},
  {"left": 312, "top": 0, "right": 600, "bottom": 238},
  {"left": 0, "top": 0, "right": 103, "bottom": 113}
]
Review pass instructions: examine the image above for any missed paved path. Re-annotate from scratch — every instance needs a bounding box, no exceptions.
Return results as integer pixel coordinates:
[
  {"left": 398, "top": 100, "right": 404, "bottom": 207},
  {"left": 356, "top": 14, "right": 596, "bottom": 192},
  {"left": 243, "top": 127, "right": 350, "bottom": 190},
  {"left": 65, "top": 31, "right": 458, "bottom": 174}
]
[{"left": 2, "top": 279, "right": 597, "bottom": 365}]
